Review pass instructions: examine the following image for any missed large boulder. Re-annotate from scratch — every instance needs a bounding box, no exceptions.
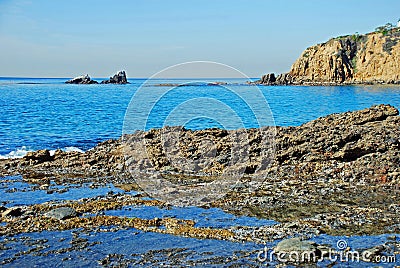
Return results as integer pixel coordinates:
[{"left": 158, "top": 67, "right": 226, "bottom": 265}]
[
  {"left": 44, "top": 207, "right": 77, "bottom": 220},
  {"left": 65, "top": 74, "right": 98, "bottom": 84},
  {"left": 274, "top": 237, "right": 322, "bottom": 263},
  {"left": 275, "top": 237, "right": 319, "bottom": 253},
  {"left": 101, "top": 71, "right": 129, "bottom": 84}
]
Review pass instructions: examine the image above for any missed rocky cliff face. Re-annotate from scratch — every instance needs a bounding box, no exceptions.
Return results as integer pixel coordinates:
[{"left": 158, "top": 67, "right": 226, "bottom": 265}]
[{"left": 260, "top": 27, "right": 400, "bottom": 85}]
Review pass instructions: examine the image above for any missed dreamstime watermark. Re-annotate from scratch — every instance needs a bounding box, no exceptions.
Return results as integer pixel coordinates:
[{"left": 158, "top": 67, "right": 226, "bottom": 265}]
[
  {"left": 122, "top": 61, "right": 276, "bottom": 206},
  {"left": 257, "top": 239, "right": 398, "bottom": 264}
]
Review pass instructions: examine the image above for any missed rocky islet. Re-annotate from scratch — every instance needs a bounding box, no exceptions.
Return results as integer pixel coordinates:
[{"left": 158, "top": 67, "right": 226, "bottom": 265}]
[{"left": 65, "top": 70, "right": 129, "bottom": 84}]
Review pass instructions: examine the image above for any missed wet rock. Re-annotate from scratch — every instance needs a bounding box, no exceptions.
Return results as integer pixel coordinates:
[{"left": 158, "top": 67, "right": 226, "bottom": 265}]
[
  {"left": 275, "top": 237, "right": 319, "bottom": 253},
  {"left": 1, "top": 207, "right": 23, "bottom": 217},
  {"left": 274, "top": 237, "right": 321, "bottom": 262},
  {"left": 65, "top": 74, "right": 98, "bottom": 84},
  {"left": 44, "top": 207, "right": 77, "bottom": 220},
  {"left": 361, "top": 245, "right": 387, "bottom": 262},
  {"left": 23, "top": 150, "right": 53, "bottom": 164},
  {"left": 101, "top": 71, "right": 128, "bottom": 84}
]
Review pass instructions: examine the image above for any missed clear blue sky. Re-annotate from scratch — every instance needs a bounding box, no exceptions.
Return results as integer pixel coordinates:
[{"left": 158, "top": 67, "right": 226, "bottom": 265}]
[{"left": 1, "top": 0, "right": 399, "bottom": 78}]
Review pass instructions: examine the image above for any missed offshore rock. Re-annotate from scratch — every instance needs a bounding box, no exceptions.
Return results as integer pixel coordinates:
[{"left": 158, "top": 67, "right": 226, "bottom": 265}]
[
  {"left": 260, "top": 73, "right": 276, "bottom": 84},
  {"left": 101, "top": 71, "right": 129, "bottom": 84},
  {"left": 275, "top": 73, "right": 293, "bottom": 85},
  {"left": 256, "top": 73, "right": 294, "bottom": 85},
  {"left": 65, "top": 74, "right": 98, "bottom": 84}
]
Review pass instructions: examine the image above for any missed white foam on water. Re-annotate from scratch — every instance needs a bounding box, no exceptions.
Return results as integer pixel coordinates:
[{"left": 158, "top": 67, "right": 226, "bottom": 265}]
[
  {"left": 1, "top": 146, "right": 85, "bottom": 159},
  {"left": 0, "top": 146, "right": 33, "bottom": 159},
  {"left": 63, "top": 146, "right": 85, "bottom": 153},
  {"left": 49, "top": 147, "right": 84, "bottom": 156}
]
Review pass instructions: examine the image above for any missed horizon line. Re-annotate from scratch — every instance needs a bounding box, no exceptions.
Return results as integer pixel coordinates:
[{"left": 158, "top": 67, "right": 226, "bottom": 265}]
[{"left": 0, "top": 76, "right": 260, "bottom": 80}]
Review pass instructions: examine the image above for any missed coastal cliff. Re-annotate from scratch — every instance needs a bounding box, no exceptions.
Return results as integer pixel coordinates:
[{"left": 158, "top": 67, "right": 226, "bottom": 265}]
[{"left": 260, "top": 26, "right": 400, "bottom": 85}]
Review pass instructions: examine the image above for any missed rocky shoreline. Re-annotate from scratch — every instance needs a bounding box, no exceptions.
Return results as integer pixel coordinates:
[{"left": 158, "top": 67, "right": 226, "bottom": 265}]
[
  {"left": 253, "top": 72, "right": 400, "bottom": 86},
  {"left": 1, "top": 104, "right": 399, "bottom": 238},
  {"left": 1, "top": 104, "right": 400, "bottom": 265}
]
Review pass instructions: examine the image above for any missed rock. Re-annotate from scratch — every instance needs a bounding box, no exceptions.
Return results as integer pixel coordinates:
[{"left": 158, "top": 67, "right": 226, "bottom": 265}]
[
  {"left": 23, "top": 150, "right": 53, "bottom": 164},
  {"left": 274, "top": 237, "right": 321, "bottom": 262},
  {"left": 207, "top": 81, "right": 228, "bottom": 86},
  {"left": 260, "top": 73, "right": 276, "bottom": 84},
  {"left": 44, "top": 207, "right": 77, "bottom": 220},
  {"left": 361, "top": 245, "right": 387, "bottom": 262},
  {"left": 275, "top": 237, "right": 319, "bottom": 253},
  {"left": 275, "top": 73, "right": 293, "bottom": 85},
  {"left": 2, "top": 207, "right": 23, "bottom": 217},
  {"left": 65, "top": 74, "right": 98, "bottom": 84},
  {"left": 256, "top": 73, "right": 293, "bottom": 85},
  {"left": 101, "top": 71, "right": 129, "bottom": 84}
]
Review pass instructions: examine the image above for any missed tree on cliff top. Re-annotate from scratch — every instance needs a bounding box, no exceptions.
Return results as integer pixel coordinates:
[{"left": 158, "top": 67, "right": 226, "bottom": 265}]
[{"left": 375, "top": 23, "right": 396, "bottom": 35}]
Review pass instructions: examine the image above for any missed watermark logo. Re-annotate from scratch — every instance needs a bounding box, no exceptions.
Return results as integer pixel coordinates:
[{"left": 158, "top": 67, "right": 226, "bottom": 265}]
[
  {"left": 122, "top": 61, "right": 276, "bottom": 206},
  {"left": 336, "top": 239, "right": 348, "bottom": 250},
  {"left": 257, "top": 239, "right": 397, "bottom": 264}
]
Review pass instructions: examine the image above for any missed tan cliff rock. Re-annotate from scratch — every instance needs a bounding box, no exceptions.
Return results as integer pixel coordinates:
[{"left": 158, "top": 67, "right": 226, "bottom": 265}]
[
  {"left": 259, "top": 27, "right": 400, "bottom": 85},
  {"left": 352, "top": 32, "right": 400, "bottom": 82}
]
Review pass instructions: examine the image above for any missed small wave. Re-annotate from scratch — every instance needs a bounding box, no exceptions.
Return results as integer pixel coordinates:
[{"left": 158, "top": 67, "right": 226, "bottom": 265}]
[
  {"left": 63, "top": 146, "right": 85, "bottom": 153},
  {"left": 0, "top": 146, "right": 32, "bottom": 159},
  {"left": 1, "top": 146, "right": 85, "bottom": 159},
  {"left": 15, "top": 82, "right": 46, "bottom": 85},
  {"left": 49, "top": 147, "right": 85, "bottom": 156}
]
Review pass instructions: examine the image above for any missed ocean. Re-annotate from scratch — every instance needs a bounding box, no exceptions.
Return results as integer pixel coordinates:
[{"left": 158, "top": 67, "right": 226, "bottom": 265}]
[
  {"left": 1, "top": 77, "right": 399, "bottom": 158},
  {"left": 1, "top": 77, "right": 400, "bottom": 266}
]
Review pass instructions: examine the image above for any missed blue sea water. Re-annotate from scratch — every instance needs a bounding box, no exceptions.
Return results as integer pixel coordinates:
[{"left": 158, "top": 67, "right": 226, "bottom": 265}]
[
  {"left": 1, "top": 77, "right": 400, "bottom": 266},
  {"left": 0, "top": 77, "right": 399, "bottom": 157}
]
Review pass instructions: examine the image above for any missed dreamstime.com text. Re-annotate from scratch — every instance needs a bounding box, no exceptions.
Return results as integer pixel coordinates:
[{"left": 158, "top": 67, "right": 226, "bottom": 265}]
[{"left": 257, "top": 239, "right": 398, "bottom": 264}]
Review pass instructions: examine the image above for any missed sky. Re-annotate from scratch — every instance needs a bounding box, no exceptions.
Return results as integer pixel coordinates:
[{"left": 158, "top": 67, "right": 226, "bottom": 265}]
[{"left": 0, "top": 0, "right": 400, "bottom": 78}]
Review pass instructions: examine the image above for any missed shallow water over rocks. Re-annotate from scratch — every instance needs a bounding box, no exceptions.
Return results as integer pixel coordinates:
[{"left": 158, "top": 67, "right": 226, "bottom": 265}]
[{"left": 0, "top": 174, "right": 399, "bottom": 267}]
